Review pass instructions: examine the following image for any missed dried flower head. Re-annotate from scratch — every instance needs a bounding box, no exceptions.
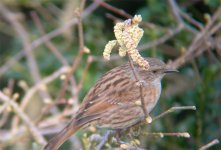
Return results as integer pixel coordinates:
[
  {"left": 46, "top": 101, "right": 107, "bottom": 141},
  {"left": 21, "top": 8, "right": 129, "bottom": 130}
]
[
  {"left": 103, "top": 14, "right": 149, "bottom": 70},
  {"left": 12, "top": 93, "right": 20, "bottom": 100},
  {"left": 83, "top": 46, "right": 91, "bottom": 54},
  {"left": 103, "top": 40, "right": 117, "bottom": 60},
  {"left": 135, "top": 100, "right": 142, "bottom": 106},
  {"left": 179, "top": 132, "right": 190, "bottom": 138},
  {"left": 131, "top": 139, "right": 141, "bottom": 145},
  {"left": 146, "top": 115, "right": 152, "bottom": 124},
  {"left": 120, "top": 143, "right": 129, "bottom": 149}
]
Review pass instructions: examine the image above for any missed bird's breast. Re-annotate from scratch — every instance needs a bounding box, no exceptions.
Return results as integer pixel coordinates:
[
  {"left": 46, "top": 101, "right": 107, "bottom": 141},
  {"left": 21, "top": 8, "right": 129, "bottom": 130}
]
[{"left": 143, "top": 79, "right": 162, "bottom": 114}]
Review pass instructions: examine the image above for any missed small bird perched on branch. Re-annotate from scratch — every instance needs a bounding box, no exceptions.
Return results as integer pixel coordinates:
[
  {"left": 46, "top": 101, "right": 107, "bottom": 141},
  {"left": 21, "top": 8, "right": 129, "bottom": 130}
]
[{"left": 44, "top": 58, "right": 178, "bottom": 150}]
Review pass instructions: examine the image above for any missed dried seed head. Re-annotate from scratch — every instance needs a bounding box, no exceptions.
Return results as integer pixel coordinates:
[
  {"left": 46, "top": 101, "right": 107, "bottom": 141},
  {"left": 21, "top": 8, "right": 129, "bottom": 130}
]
[
  {"left": 128, "top": 49, "right": 149, "bottom": 70},
  {"left": 180, "top": 132, "right": 190, "bottom": 138},
  {"left": 103, "top": 40, "right": 117, "bottom": 60},
  {"left": 159, "top": 132, "right": 164, "bottom": 138},
  {"left": 39, "top": 84, "right": 47, "bottom": 91},
  {"left": 88, "top": 126, "right": 96, "bottom": 133},
  {"left": 204, "top": 13, "right": 211, "bottom": 23},
  {"left": 83, "top": 46, "right": 90, "bottom": 54},
  {"left": 60, "top": 74, "right": 66, "bottom": 80},
  {"left": 135, "top": 100, "right": 142, "bottom": 106},
  {"left": 6, "top": 106, "right": 12, "bottom": 112},
  {"left": 132, "top": 15, "right": 142, "bottom": 24},
  {"left": 83, "top": 133, "right": 87, "bottom": 137},
  {"left": 114, "top": 22, "right": 125, "bottom": 46},
  {"left": 146, "top": 116, "right": 152, "bottom": 124},
  {"left": 134, "top": 139, "right": 140, "bottom": 145},
  {"left": 12, "top": 93, "right": 19, "bottom": 100},
  {"left": 120, "top": 144, "right": 129, "bottom": 149},
  {"left": 103, "top": 14, "right": 149, "bottom": 70},
  {"left": 119, "top": 47, "right": 127, "bottom": 57},
  {"left": 44, "top": 98, "right": 52, "bottom": 104},
  {"left": 18, "top": 80, "right": 28, "bottom": 90},
  {"left": 180, "top": 47, "right": 187, "bottom": 54},
  {"left": 3, "top": 88, "right": 11, "bottom": 96}
]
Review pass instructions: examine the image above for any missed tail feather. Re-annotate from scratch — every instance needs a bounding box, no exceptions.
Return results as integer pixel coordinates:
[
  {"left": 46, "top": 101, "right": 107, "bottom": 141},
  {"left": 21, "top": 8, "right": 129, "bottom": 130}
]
[{"left": 44, "top": 121, "right": 81, "bottom": 150}]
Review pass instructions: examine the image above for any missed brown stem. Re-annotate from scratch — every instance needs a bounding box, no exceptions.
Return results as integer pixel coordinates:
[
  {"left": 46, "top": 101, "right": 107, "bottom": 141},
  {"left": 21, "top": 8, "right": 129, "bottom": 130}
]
[
  {"left": 0, "top": 2, "right": 99, "bottom": 76},
  {"left": 56, "top": 0, "right": 86, "bottom": 103},
  {"left": 199, "top": 139, "right": 219, "bottom": 150},
  {"left": 127, "top": 55, "right": 147, "bottom": 116},
  {"left": 0, "top": 91, "right": 46, "bottom": 145}
]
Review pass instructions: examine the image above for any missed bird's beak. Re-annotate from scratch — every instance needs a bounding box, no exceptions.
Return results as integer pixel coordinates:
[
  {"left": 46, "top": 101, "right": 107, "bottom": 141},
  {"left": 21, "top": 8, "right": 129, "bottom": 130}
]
[{"left": 163, "top": 67, "right": 179, "bottom": 73}]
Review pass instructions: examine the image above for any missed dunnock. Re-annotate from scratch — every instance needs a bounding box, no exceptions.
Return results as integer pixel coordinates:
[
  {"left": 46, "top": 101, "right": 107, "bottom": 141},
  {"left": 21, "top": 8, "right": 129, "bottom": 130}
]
[{"left": 44, "top": 57, "right": 177, "bottom": 150}]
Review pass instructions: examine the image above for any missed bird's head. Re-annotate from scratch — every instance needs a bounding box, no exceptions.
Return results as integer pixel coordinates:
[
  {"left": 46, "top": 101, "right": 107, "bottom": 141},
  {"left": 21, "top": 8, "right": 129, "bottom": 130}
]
[{"left": 136, "top": 58, "right": 178, "bottom": 82}]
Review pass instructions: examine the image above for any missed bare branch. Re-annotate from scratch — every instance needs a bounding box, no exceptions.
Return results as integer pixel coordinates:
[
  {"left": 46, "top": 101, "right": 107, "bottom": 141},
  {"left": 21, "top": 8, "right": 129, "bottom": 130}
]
[
  {"left": 21, "top": 66, "right": 70, "bottom": 110},
  {"left": 94, "top": 0, "right": 131, "bottom": 19},
  {"left": 127, "top": 55, "right": 147, "bottom": 116},
  {"left": 0, "top": 3, "right": 51, "bottom": 103},
  {"left": 139, "top": 26, "right": 183, "bottom": 51},
  {"left": 0, "top": 2, "right": 99, "bottom": 76},
  {"left": 143, "top": 132, "right": 190, "bottom": 138},
  {"left": 0, "top": 91, "right": 46, "bottom": 145},
  {"left": 179, "top": 10, "right": 203, "bottom": 30},
  {"left": 77, "top": 56, "right": 93, "bottom": 93},
  {"left": 96, "top": 131, "right": 112, "bottom": 150},
  {"left": 199, "top": 139, "right": 219, "bottom": 150},
  {"left": 57, "top": 0, "right": 86, "bottom": 102},
  {"left": 153, "top": 106, "right": 196, "bottom": 121},
  {"left": 168, "top": 0, "right": 198, "bottom": 34},
  {"left": 31, "top": 11, "right": 68, "bottom": 66}
]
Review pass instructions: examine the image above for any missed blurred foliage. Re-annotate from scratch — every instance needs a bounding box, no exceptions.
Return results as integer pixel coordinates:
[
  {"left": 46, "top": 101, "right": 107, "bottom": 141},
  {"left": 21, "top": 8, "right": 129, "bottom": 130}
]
[{"left": 0, "top": 0, "right": 221, "bottom": 150}]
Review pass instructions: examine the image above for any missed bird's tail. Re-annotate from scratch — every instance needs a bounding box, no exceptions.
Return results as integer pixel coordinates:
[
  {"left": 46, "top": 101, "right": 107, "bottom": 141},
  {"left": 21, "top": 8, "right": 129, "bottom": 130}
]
[{"left": 44, "top": 120, "right": 81, "bottom": 150}]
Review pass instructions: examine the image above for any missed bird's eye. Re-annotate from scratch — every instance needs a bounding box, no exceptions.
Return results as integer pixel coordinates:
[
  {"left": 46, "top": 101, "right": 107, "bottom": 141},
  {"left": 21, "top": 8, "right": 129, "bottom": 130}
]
[{"left": 152, "top": 70, "right": 157, "bottom": 74}]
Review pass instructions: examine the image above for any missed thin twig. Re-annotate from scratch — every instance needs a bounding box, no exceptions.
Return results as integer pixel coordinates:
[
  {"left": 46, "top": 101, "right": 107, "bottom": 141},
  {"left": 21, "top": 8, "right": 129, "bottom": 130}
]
[
  {"left": 0, "top": 108, "right": 75, "bottom": 146},
  {"left": 96, "top": 0, "right": 155, "bottom": 28},
  {"left": 199, "top": 139, "right": 219, "bottom": 150},
  {"left": 204, "top": 6, "right": 221, "bottom": 32},
  {"left": 21, "top": 66, "right": 70, "bottom": 110},
  {"left": 168, "top": 0, "right": 198, "bottom": 34},
  {"left": 153, "top": 106, "right": 196, "bottom": 121},
  {"left": 0, "top": 4, "right": 54, "bottom": 131},
  {"left": 168, "top": 0, "right": 183, "bottom": 25},
  {"left": 77, "top": 56, "right": 93, "bottom": 93},
  {"left": 0, "top": 103, "right": 8, "bottom": 114},
  {"left": 56, "top": 0, "right": 86, "bottom": 102},
  {"left": 0, "top": 2, "right": 99, "bottom": 76},
  {"left": 139, "top": 26, "right": 183, "bottom": 51},
  {"left": 94, "top": 0, "right": 131, "bottom": 18},
  {"left": 106, "top": 13, "right": 123, "bottom": 22},
  {"left": 168, "top": 3, "right": 221, "bottom": 69},
  {"left": 190, "top": 5, "right": 221, "bottom": 49},
  {"left": 0, "top": 104, "right": 10, "bottom": 127},
  {"left": 11, "top": 66, "right": 70, "bottom": 129},
  {"left": 30, "top": 11, "right": 78, "bottom": 99},
  {"left": 179, "top": 10, "right": 204, "bottom": 30},
  {"left": 127, "top": 56, "right": 147, "bottom": 116},
  {"left": 96, "top": 131, "right": 111, "bottom": 150},
  {"left": 0, "top": 79, "right": 15, "bottom": 127},
  {"left": 0, "top": 91, "right": 46, "bottom": 145},
  {"left": 0, "top": 3, "right": 51, "bottom": 102},
  {"left": 31, "top": 11, "right": 68, "bottom": 66},
  {"left": 143, "top": 132, "right": 190, "bottom": 138}
]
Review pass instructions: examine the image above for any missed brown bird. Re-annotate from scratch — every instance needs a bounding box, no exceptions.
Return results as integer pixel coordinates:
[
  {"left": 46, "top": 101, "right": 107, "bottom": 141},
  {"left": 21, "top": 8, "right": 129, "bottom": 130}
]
[{"left": 44, "top": 58, "right": 177, "bottom": 150}]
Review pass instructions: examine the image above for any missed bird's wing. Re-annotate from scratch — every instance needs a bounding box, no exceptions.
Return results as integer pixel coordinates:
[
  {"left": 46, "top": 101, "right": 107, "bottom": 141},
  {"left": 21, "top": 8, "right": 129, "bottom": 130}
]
[{"left": 75, "top": 64, "right": 138, "bottom": 124}]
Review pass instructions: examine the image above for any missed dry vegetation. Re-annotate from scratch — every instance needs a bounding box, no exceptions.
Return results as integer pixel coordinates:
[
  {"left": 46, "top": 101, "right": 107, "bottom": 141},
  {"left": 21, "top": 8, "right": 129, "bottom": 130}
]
[{"left": 0, "top": 0, "right": 220, "bottom": 150}]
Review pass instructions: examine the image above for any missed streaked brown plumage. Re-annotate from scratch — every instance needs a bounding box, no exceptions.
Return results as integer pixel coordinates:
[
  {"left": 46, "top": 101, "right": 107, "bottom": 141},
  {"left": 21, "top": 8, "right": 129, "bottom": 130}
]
[{"left": 44, "top": 58, "right": 177, "bottom": 150}]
